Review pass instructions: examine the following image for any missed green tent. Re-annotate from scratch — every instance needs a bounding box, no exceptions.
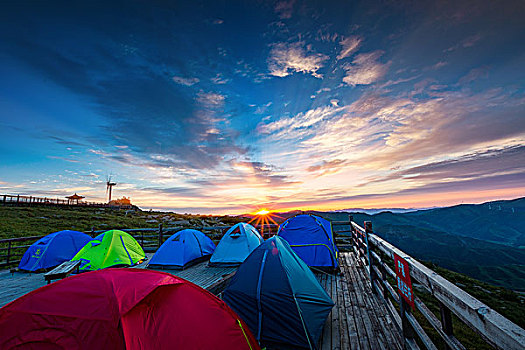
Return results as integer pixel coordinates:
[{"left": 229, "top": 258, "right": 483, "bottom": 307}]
[{"left": 71, "top": 230, "right": 145, "bottom": 271}]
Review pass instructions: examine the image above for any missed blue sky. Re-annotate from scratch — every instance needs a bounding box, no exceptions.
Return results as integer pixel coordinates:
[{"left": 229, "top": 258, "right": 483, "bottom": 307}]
[{"left": 1, "top": 0, "right": 524, "bottom": 213}]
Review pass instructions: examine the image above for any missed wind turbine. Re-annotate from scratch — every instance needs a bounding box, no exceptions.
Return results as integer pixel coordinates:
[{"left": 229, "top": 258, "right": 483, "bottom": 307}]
[{"left": 106, "top": 175, "right": 117, "bottom": 203}]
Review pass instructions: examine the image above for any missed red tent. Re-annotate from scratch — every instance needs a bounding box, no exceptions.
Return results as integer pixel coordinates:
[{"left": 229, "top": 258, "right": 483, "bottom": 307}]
[{"left": 0, "top": 269, "right": 259, "bottom": 350}]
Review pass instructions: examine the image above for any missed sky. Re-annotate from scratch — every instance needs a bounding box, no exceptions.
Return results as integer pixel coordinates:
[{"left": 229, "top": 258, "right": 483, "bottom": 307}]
[{"left": 1, "top": 0, "right": 524, "bottom": 214}]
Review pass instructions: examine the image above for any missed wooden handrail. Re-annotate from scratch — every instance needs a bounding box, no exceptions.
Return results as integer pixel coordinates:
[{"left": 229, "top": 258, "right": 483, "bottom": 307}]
[
  {"left": 0, "top": 235, "right": 46, "bottom": 243},
  {"left": 349, "top": 218, "right": 525, "bottom": 350}
]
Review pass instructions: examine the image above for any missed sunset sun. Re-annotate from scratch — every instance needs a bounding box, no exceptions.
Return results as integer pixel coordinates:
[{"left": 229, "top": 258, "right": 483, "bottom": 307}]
[
  {"left": 254, "top": 208, "right": 270, "bottom": 216},
  {"left": 248, "top": 208, "right": 284, "bottom": 236}
]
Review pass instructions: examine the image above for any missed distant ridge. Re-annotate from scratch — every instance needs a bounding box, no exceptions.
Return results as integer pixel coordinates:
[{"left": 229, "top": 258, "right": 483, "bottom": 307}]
[{"left": 331, "top": 207, "right": 438, "bottom": 215}]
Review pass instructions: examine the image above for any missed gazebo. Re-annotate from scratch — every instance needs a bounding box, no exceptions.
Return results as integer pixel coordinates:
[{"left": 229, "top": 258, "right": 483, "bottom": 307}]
[{"left": 66, "top": 193, "right": 85, "bottom": 204}]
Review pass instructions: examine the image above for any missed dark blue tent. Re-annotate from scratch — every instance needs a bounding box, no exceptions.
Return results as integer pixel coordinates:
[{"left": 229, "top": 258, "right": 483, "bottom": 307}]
[
  {"left": 18, "top": 230, "right": 92, "bottom": 271},
  {"left": 223, "top": 236, "right": 334, "bottom": 349},
  {"left": 148, "top": 229, "right": 215, "bottom": 269},
  {"left": 277, "top": 214, "right": 339, "bottom": 269}
]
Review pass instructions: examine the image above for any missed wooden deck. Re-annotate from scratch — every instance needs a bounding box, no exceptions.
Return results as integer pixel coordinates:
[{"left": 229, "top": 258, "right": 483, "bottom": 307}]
[
  {"left": 0, "top": 270, "right": 47, "bottom": 307},
  {"left": 317, "top": 252, "right": 403, "bottom": 350},
  {"left": 139, "top": 259, "right": 238, "bottom": 293}
]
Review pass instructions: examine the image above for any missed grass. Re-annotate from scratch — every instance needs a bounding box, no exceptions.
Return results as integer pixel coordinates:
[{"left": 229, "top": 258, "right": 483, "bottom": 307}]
[{"left": 0, "top": 205, "right": 243, "bottom": 239}]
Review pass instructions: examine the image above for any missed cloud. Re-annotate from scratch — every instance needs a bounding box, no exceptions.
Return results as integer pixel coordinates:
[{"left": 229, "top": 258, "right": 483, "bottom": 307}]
[
  {"left": 268, "top": 42, "right": 329, "bottom": 78},
  {"left": 444, "top": 34, "right": 483, "bottom": 52},
  {"left": 361, "top": 89, "right": 525, "bottom": 168},
  {"left": 274, "top": 0, "right": 296, "bottom": 19},
  {"left": 431, "top": 61, "right": 448, "bottom": 70},
  {"left": 401, "top": 146, "right": 525, "bottom": 180},
  {"left": 254, "top": 101, "right": 273, "bottom": 115},
  {"left": 172, "top": 76, "right": 200, "bottom": 86},
  {"left": 258, "top": 104, "right": 341, "bottom": 137},
  {"left": 365, "top": 146, "right": 525, "bottom": 186},
  {"left": 257, "top": 85, "right": 525, "bottom": 197},
  {"left": 316, "top": 26, "right": 341, "bottom": 43},
  {"left": 229, "top": 160, "right": 300, "bottom": 187},
  {"left": 458, "top": 67, "right": 489, "bottom": 85},
  {"left": 342, "top": 51, "right": 389, "bottom": 86},
  {"left": 337, "top": 36, "right": 362, "bottom": 60},
  {"left": 210, "top": 73, "right": 230, "bottom": 85},
  {"left": 462, "top": 34, "right": 482, "bottom": 48},
  {"left": 48, "top": 136, "right": 87, "bottom": 147},
  {"left": 196, "top": 91, "right": 225, "bottom": 108},
  {"left": 139, "top": 186, "right": 213, "bottom": 199},
  {"left": 47, "top": 156, "right": 80, "bottom": 163},
  {"left": 307, "top": 159, "right": 347, "bottom": 176}
]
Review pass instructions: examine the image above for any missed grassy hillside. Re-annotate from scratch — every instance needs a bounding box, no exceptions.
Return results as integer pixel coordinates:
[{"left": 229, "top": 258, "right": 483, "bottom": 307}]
[{"left": 0, "top": 206, "right": 241, "bottom": 239}]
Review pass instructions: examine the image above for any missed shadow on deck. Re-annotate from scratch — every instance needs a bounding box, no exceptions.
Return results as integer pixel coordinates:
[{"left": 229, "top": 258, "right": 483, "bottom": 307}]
[{"left": 317, "top": 251, "right": 403, "bottom": 350}]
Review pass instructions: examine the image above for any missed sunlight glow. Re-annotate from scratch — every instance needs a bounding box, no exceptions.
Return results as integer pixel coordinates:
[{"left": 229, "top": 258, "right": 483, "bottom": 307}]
[{"left": 247, "top": 208, "right": 285, "bottom": 236}]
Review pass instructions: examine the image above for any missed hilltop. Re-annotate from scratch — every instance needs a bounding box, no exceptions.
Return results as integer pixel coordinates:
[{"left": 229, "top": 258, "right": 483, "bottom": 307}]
[{"left": 0, "top": 206, "right": 242, "bottom": 239}]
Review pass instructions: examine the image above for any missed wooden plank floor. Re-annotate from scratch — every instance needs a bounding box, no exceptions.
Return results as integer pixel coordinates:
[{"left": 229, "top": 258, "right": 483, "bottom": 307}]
[
  {"left": 317, "top": 252, "right": 403, "bottom": 350},
  {"left": 1, "top": 256, "right": 236, "bottom": 308},
  {"left": 140, "top": 258, "right": 237, "bottom": 292},
  {"left": 0, "top": 270, "right": 47, "bottom": 307}
]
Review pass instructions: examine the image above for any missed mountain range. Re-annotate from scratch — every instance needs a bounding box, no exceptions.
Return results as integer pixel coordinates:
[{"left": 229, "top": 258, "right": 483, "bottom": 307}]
[{"left": 303, "top": 197, "right": 525, "bottom": 291}]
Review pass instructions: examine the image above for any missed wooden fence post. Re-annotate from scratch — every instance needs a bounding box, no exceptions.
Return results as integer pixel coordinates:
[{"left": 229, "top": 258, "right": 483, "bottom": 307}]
[
  {"left": 400, "top": 297, "right": 416, "bottom": 348},
  {"left": 348, "top": 215, "right": 354, "bottom": 249},
  {"left": 440, "top": 301, "right": 454, "bottom": 350},
  {"left": 16, "top": 195, "right": 20, "bottom": 204},
  {"left": 364, "top": 221, "right": 378, "bottom": 294},
  {"left": 350, "top": 216, "right": 359, "bottom": 256},
  {"left": 158, "top": 223, "right": 163, "bottom": 248},
  {"left": 379, "top": 258, "right": 389, "bottom": 300},
  {"left": 6, "top": 241, "right": 12, "bottom": 265}
]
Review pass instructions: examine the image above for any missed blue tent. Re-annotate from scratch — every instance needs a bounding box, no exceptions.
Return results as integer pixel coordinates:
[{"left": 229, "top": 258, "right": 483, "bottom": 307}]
[
  {"left": 148, "top": 229, "right": 215, "bottom": 269},
  {"left": 209, "top": 223, "right": 263, "bottom": 266},
  {"left": 277, "top": 214, "right": 339, "bottom": 269},
  {"left": 18, "top": 230, "right": 92, "bottom": 271},
  {"left": 223, "top": 236, "right": 334, "bottom": 349}
]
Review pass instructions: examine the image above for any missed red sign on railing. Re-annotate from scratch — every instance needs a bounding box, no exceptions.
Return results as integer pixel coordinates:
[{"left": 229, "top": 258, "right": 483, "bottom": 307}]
[{"left": 394, "top": 253, "right": 415, "bottom": 309}]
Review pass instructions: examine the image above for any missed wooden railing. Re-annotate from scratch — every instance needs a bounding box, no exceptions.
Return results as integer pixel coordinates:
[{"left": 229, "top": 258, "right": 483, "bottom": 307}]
[
  {"left": 0, "top": 235, "right": 46, "bottom": 269},
  {"left": 0, "top": 194, "right": 133, "bottom": 209},
  {"left": 346, "top": 216, "right": 525, "bottom": 350},
  {"left": 0, "top": 223, "right": 278, "bottom": 268}
]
